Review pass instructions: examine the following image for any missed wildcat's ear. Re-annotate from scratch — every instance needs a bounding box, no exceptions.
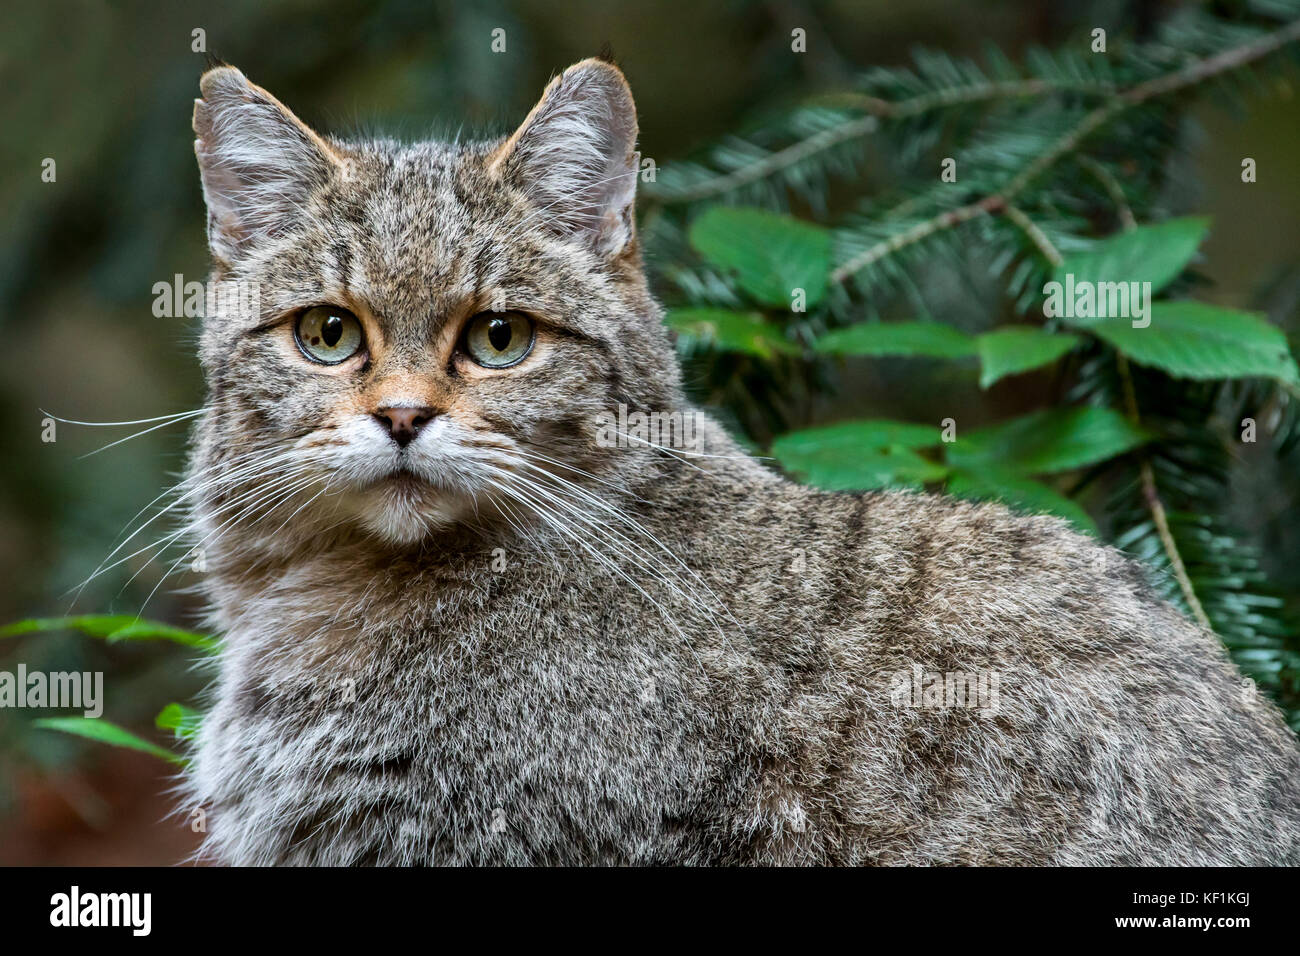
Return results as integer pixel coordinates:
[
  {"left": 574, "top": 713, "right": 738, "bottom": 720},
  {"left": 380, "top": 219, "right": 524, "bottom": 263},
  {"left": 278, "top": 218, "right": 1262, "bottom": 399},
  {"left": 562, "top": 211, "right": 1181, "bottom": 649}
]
[
  {"left": 490, "top": 58, "right": 639, "bottom": 259},
  {"left": 193, "top": 66, "right": 341, "bottom": 265}
]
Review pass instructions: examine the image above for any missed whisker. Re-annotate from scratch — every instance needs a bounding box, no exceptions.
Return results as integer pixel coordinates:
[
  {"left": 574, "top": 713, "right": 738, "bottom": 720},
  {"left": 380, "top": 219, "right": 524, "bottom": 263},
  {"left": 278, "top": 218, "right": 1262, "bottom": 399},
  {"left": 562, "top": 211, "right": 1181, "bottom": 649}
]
[
  {"left": 39, "top": 408, "right": 203, "bottom": 428},
  {"left": 77, "top": 416, "right": 201, "bottom": 459},
  {"left": 479, "top": 458, "right": 739, "bottom": 662},
  {"left": 496, "top": 456, "right": 742, "bottom": 633},
  {"left": 73, "top": 448, "right": 311, "bottom": 598},
  {"left": 137, "top": 468, "right": 327, "bottom": 613},
  {"left": 96, "top": 464, "right": 319, "bottom": 595},
  {"left": 617, "top": 430, "right": 767, "bottom": 461},
  {"left": 486, "top": 473, "right": 695, "bottom": 646}
]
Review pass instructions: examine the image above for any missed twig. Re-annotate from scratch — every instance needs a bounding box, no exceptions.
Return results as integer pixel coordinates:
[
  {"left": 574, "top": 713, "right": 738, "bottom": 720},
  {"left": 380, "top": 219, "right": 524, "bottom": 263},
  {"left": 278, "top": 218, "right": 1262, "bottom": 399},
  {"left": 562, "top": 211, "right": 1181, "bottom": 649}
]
[
  {"left": 1115, "top": 354, "right": 1214, "bottom": 631},
  {"left": 1119, "top": 18, "right": 1300, "bottom": 103},
  {"left": 1002, "top": 204, "right": 1064, "bottom": 267},
  {"left": 1076, "top": 156, "right": 1136, "bottom": 231},
  {"left": 830, "top": 195, "right": 1006, "bottom": 283}
]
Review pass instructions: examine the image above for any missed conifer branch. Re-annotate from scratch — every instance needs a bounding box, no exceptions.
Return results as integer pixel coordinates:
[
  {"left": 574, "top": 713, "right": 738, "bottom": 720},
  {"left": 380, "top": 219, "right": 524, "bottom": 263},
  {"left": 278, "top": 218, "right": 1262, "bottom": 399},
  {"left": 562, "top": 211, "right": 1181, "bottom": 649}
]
[
  {"left": 654, "top": 74, "right": 1117, "bottom": 204},
  {"left": 830, "top": 194, "right": 1007, "bottom": 283},
  {"left": 814, "top": 77, "right": 1113, "bottom": 118},
  {"left": 656, "top": 115, "right": 878, "bottom": 204},
  {"left": 831, "top": 18, "right": 1300, "bottom": 285}
]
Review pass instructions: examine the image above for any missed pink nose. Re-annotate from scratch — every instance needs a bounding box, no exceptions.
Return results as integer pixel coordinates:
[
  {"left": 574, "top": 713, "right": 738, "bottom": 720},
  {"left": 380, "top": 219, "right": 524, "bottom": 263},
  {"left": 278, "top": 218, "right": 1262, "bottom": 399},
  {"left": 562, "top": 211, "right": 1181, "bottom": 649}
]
[{"left": 373, "top": 406, "right": 435, "bottom": 447}]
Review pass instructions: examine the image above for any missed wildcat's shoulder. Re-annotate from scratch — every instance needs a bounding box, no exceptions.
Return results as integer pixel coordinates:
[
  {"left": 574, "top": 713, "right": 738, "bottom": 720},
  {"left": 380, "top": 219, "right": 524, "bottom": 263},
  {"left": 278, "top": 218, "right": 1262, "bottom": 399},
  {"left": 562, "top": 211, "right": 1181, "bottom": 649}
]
[{"left": 787, "top": 484, "right": 1231, "bottom": 680}]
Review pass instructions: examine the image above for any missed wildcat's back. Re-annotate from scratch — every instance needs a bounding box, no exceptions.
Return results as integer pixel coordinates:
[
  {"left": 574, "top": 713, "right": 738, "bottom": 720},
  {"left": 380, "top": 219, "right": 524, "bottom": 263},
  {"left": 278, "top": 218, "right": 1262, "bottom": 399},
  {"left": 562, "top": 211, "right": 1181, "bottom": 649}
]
[{"left": 184, "top": 60, "right": 1300, "bottom": 865}]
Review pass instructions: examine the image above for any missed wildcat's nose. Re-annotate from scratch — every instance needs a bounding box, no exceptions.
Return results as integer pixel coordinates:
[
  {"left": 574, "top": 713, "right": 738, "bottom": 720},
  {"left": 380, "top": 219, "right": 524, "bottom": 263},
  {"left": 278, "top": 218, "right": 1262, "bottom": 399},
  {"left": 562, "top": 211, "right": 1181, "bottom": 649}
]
[{"left": 373, "top": 406, "right": 435, "bottom": 447}]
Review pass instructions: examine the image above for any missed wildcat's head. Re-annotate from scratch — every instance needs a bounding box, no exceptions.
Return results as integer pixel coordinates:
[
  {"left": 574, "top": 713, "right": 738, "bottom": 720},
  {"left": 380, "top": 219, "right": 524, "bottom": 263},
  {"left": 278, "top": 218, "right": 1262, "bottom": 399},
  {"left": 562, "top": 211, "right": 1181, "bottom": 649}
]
[{"left": 189, "top": 59, "right": 683, "bottom": 551}]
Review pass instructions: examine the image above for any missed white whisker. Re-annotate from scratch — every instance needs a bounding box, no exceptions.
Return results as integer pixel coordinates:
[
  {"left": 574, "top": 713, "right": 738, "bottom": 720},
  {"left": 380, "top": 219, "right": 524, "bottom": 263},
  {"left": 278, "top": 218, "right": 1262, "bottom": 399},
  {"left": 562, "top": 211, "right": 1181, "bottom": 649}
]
[{"left": 39, "top": 408, "right": 203, "bottom": 428}]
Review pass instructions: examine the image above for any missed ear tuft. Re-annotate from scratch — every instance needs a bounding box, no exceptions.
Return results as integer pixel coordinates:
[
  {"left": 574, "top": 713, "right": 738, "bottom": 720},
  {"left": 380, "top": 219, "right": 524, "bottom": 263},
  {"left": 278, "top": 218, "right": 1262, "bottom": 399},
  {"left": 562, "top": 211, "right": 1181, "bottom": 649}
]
[
  {"left": 492, "top": 59, "right": 639, "bottom": 259},
  {"left": 193, "top": 67, "right": 339, "bottom": 265}
]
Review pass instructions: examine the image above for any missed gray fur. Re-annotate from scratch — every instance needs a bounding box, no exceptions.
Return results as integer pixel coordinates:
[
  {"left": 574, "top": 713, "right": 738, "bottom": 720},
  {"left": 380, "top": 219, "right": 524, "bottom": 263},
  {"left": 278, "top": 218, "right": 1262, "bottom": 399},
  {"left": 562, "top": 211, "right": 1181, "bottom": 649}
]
[{"left": 183, "top": 62, "right": 1300, "bottom": 865}]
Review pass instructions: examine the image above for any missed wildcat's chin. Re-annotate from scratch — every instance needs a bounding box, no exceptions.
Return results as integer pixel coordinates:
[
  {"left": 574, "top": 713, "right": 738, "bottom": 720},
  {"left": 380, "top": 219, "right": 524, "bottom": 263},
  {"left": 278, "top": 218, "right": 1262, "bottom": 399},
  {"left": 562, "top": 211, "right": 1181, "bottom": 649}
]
[{"left": 346, "top": 481, "right": 474, "bottom": 546}]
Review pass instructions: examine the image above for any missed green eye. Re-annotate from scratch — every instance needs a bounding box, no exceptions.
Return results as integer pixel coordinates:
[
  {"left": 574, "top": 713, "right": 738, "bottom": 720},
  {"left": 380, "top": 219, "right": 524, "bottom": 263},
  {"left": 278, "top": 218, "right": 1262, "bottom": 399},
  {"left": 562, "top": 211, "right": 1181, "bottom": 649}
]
[
  {"left": 463, "top": 311, "right": 535, "bottom": 368},
  {"left": 295, "top": 306, "right": 363, "bottom": 364}
]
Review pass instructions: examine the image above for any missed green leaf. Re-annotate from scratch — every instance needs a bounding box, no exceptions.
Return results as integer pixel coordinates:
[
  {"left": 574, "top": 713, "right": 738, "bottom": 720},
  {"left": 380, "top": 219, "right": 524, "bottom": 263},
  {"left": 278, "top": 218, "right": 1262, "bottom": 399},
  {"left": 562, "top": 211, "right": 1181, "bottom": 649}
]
[
  {"left": 688, "top": 207, "right": 831, "bottom": 308},
  {"left": 0, "top": 615, "right": 219, "bottom": 652},
  {"left": 946, "top": 406, "right": 1148, "bottom": 476},
  {"left": 976, "top": 327, "right": 1080, "bottom": 388},
  {"left": 33, "top": 717, "right": 187, "bottom": 767},
  {"left": 155, "top": 703, "right": 203, "bottom": 741},
  {"left": 1050, "top": 217, "right": 1210, "bottom": 308},
  {"left": 773, "top": 419, "right": 943, "bottom": 453},
  {"left": 772, "top": 420, "right": 948, "bottom": 491},
  {"left": 778, "top": 446, "right": 948, "bottom": 492},
  {"left": 815, "top": 321, "right": 976, "bottom": 358},
  {"left": 947, "top": 467, "right": 1097, "bottom": 534},
  {"left": 663, "top": 308, "right": 798, "bottom": 359},
  {"left": 1085, "top": 302, "right": 1300, "bottom": 384}
]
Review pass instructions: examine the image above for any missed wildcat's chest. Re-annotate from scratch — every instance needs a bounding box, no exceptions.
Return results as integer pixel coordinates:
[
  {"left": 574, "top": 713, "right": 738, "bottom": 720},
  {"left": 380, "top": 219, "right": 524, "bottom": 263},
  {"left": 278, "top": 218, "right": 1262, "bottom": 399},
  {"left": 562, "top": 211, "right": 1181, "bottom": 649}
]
[{"left": 198, "top": 578, "right": 756, "bottom": 864}]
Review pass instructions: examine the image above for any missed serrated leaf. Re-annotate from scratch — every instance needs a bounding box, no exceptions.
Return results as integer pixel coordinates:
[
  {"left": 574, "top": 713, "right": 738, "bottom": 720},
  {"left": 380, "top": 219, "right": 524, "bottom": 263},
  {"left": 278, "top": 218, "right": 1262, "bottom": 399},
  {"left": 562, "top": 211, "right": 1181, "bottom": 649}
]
[
  {"left": 1049, "top": 217, "right": 1210, "bottom": 308},
  {"left": 947, "top": 467, "right": 1097, "bottom": 534},
  {"left": 34, "top": 717, "right": 187, "bottom": 767},
  {"left": 816, "top": 321, "right": 976, "bottom": 358},
  {"left": 0, "top": 615, "right": 219, "bottom": 652},
  {"left": 155, "top": 703, "right": 203, "bottom": 741},
  {"left": 663, "top": 308, "right": 798, "bottom": 358},
  {"left": 976, "top": 327, "right": 1080, "bottom": 387},
  {"left": 772, "top": 420, "right": 947, "bottom": 491},
  {"left": 688, "top": 207, "right": 831, "bottom": 308},
  {"left": 946, "top": 406, "right": 1148, "bottom": 475},
  {"left": 1085, "top": 302, "right": 1300, "bottom": 384}
]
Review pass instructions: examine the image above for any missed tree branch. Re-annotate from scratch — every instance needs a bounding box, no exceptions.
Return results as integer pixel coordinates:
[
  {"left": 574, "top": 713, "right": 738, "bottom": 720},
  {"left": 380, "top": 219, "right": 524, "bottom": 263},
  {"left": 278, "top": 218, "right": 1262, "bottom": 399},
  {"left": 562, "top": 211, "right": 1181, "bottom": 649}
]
[
  {"left": 653, "top": 116, "right": 878, "bottom": 204},
  {"left": 831, "top": 18, "right": 1300, "bottom": 285},
  {"left": 652, "top": 76, "right": 1116, "bottom": 205}
]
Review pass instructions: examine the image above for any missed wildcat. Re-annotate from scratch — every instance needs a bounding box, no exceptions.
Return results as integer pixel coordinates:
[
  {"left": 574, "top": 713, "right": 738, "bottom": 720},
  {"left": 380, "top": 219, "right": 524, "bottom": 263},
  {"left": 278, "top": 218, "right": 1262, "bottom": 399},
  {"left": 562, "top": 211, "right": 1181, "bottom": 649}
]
[{"left": 184, "top": 57, "right": 1300, "bottom": 865}]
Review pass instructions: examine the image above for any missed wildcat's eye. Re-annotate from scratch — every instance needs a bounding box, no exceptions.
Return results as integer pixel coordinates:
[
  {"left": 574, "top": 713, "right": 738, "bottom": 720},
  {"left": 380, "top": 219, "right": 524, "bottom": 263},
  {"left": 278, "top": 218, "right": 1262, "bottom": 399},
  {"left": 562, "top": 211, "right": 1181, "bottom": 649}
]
[
  {"left": 463, "top": 311, "right": 535, "bottom": 368},
  {"left": 295, "top": 306, "right": 363, "bottom": 364}
]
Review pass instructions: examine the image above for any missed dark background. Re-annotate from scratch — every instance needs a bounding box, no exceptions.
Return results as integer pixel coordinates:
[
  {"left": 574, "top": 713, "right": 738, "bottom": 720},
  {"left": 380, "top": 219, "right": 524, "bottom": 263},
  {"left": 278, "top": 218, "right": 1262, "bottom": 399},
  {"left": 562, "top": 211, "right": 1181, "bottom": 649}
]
[{"left": 1, "top": 0, "right": 1296, "bottom": 864}]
